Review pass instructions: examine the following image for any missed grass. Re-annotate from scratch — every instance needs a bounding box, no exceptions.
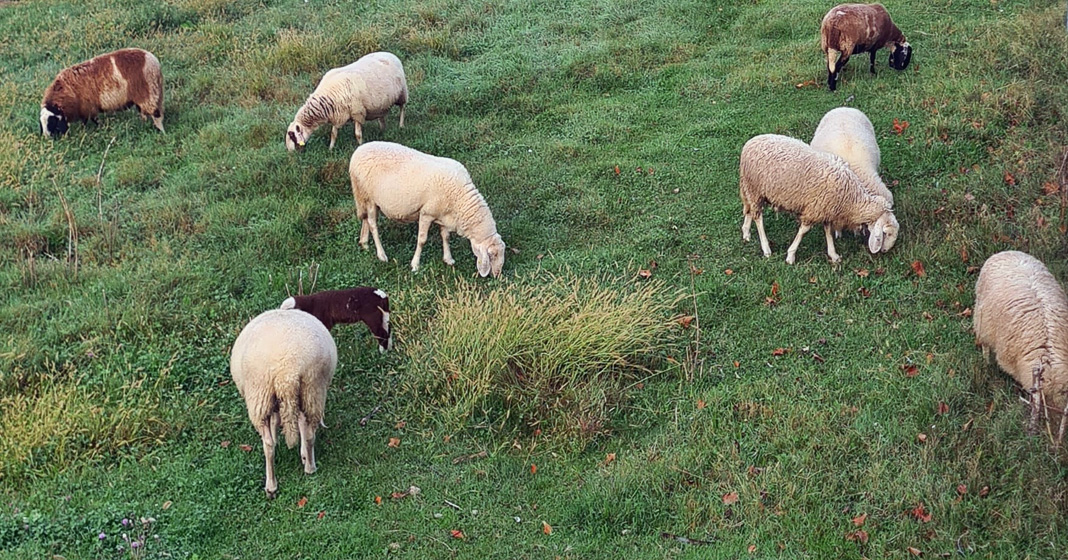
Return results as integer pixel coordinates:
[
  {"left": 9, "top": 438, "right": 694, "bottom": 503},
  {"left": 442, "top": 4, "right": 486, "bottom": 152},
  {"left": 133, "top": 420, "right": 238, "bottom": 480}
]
[{"left": 1, "top": 0, "right": 1067, "bottom": 557}]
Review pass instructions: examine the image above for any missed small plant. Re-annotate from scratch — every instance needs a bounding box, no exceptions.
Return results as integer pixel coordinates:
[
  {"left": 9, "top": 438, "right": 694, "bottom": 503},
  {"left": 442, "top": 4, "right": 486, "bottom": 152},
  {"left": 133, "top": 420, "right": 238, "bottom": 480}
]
[{"left": 119, "top": 516, "right": 157, "bottom": 559}]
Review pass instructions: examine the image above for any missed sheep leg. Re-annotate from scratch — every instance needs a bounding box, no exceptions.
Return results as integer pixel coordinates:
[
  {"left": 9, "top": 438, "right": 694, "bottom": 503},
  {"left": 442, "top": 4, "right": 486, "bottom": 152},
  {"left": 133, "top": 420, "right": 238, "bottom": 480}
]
[
  {"left": 785, "top": 222, "right": 813, "bottom": 265},
  {"left": 754, "top": 214, "right": 772, "bottom": 257},
  {"left": 359, "top": 220, "right": 370, "bottom": 250},
  {"left": 742, "top": 214, "right": 753, "bottom": 242},
  {"left": 410, "top": 214, "right": 434, "bottom": 271},
  {"left": 298, "top": 413, "right": 317, "bottom": 475},
  {"left": 329, "top": 125, "right": 339, "bottom": 150},
  {"left": 441, "top": 226, "right": 455, "bottom": 266},
  {"left": 378, "top": 117, "right": 386, "bottom": 131},
  {"left": 366, "top": 206, "right": 388, "bottom": 262},
  {"left": 353, "top": 122, "right": 364, "bottom": 146},
  {"left": 398, "top": 105, "right": 405, "bottom": 128},
  {"left": 869, "top": 50, "right": 877, "bottom": 74},
  {"left": 823, "top": 224, "right": 842, "bottom": 263},
  {"left": 260, "top": 414, "right": 280, "bottom": 498}
]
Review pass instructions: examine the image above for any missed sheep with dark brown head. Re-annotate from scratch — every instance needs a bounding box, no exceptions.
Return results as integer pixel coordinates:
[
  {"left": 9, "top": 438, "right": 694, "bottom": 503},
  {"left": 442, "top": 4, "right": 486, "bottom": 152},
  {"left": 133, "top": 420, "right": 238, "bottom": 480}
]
[
  {"left": 40, "top": 48, "right": 165, "bottom": 137},
  {"left": 280, "top": 287, "right": 392, "bottom": 353},
  {"left": 820, "top": 4, "right": 912, "bottom": 91}
]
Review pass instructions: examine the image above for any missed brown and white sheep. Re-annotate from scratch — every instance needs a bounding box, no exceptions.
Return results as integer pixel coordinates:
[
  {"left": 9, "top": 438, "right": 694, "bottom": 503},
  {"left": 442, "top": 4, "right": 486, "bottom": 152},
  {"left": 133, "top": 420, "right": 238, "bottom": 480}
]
[
  {"left": 40, "top": 48, "right": 164, "bottom": 136},
  {"left": 739, "top": 134, "right": 898, "bottom": 264},
  {"left": 280, "top": 287, "right": 392, "bottom": 353},
  {"left": 820, "top": 3, "right": 912, "bottom": 91},
  {"left": 974, "top": 251, "right": 1068, "bottom": 435}
]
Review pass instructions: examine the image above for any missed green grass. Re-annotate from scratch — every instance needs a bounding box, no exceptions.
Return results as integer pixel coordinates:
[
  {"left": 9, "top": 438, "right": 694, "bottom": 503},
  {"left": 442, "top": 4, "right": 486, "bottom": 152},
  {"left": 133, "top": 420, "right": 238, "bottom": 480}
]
[{"left": 2, "top": 0, "right": 1068, "bottom": 557}]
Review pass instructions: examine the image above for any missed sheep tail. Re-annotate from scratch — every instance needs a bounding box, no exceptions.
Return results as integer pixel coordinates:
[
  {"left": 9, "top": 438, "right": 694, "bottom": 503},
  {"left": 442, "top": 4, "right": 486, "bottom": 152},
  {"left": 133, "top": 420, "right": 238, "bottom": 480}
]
[{"left": 276, "top": 375, "right": 302, "bottom": 449}]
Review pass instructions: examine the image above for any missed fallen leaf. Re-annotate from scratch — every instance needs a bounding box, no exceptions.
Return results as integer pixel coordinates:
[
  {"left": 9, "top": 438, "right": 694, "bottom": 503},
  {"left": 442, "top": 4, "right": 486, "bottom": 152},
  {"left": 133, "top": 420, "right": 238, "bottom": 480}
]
[
  {"left": 1043, "top": 181, "right": 1060, "bottom": 195},
  {"left": 770, "top": 281, "right": 780, "bottom": 298},
  {"left": 604, "top": 453, "right": 616, "bottom": 465},
  {"left": 395, "top": 420, "right": 406, "bottom": 429},
  {"left": 697, "top": 399, "right": 706, "bottom": 410},
  {"left": 724, "top": 269, "right": 734, "bottom": 275},
  {"left": 858, "top": 287, "right": 871, "bottom": 298},
  {"left": 375, "top": 496, "right": 382, "bottom": 505},
  {"left": 161, "top": 501, "right": 172, "bottom": 510},
  {"left": 614, "top": 165, "right": 620, "bottom": 175},
  {"left": 772, "top": 348, "right": 787, "bottom": 356},
  {"left": 959, "top": 307, "right": 973, "bottom": 317},
  {"left": 855, "top": 268, "right": 870, "bottom": 278},
  {"left": 907, "top": 546, "right": 923, "bottom": 556},
  {"left": 450, "top": 529, "right": 465, "bottom": 539},
  {"left": 733, "top": 361, "right": 741, "bottom": 368},
  {"left": 852, "top": 513, "right": 868, "bottom": 527},
  {"left": 297, "top": 496, "right": 308, "bottom": 508},
  {"left": 893, "top": 118, "right": 910, "bottom": 135},
  {"left": 845, "top": 530, "right": 869, "bottom": 544},
  {"left": 238, "top": 444, "right": 253, "bottom": 452},
  {"left": 317, "top": 510, "right": 325, "bottom": 519},
  {"left": 530, "top": 464, "right": 537, "bottom": 475},
  {"left": 957, "top": 484, "right": 967, "bottom": 495},
  {"left": 911, "top": 260, "right": 926, "bottom": 277},
  {"left": 676, "top": 315, "right": 695, "bottom": 328},
  {"left": 903, "top": 364, "right": 919, "bottom": 377},
  {"left": 638, "top": 269, "right": 652, "bottom": 279},
  {"left": 388, "top": 437, "right": 400, "bottom": 448},
  {"left": 747, "top": 465, "right": 764, "bottom": 476},
  {"left": 1004, "top": 172, "right": 1016, "bottom": 186},
  {"left": 910, "top": 502, "right": 932, "bottom": 523},
  {"left": 722, "top": 492, "right": 739, "bottom": 505},
  {"left": 748, "top": 544, "right": 757, "bottom": 553},
  {"left": 795, "top": 79, "right": 817, "bottom": 88},
  {"left": 220, "top": 440, "right": 231, "bottom": 448},
  {"left": 937, "top": 402, "right": 949, "bottom": 415},
  {"left": 917, "top": 433, "right": 928, "bottom": 443},
  {"left": 979, "top": 486, "right": 990, "bottom": 497},
  {"left": 542, "top": 521, "right": 552, "bottom": 535}
]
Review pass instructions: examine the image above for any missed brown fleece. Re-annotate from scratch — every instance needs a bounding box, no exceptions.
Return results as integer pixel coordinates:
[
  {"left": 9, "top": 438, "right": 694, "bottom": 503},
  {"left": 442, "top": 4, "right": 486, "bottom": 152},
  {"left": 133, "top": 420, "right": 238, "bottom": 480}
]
[{"left": 42, "top": 48, "right": 164, "bottom": 125}]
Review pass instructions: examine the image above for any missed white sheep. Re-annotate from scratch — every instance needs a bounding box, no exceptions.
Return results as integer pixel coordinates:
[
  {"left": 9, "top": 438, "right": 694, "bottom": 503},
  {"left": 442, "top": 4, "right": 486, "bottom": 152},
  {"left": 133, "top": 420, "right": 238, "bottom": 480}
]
[
  {"left": 349, "top": 141, "right": 506, "bottom": 277},
  {"left": 285, "top": 51, "right": 408, "bottom": 151},
  {"left": 40, "top": 48, "right": 165, "bottom": 136},
  {"left": 974, "top": 251, "right": 1068, "bottom": 433},
  {"left": 230, "top": 309, "right": 337, "bottom": 497},
  {"left": 739, "top": 134, "right": 898, "bottom": 264},
  {"left": 820, "top": 3, "right": 913, "bottom": 91},
  {"left": 810, "top": 107, "right": 893, "bottom": 207}
]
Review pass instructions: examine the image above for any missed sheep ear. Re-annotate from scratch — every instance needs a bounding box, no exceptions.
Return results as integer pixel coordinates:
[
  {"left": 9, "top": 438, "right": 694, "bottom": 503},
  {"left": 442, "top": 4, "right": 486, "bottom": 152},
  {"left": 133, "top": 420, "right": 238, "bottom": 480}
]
[
  {"left": 476, "top": 245, "right": 491, "bottom": 277},
  {"left": 868, "top": 221, "right": 885, "bottom": 253}
]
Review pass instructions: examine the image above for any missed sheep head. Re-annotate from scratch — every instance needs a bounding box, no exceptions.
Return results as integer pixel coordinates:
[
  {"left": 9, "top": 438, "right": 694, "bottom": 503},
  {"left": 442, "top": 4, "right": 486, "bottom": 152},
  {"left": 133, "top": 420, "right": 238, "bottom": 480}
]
[
  {"left": 889, "top": 42, "right": 912, "bottom": 71},
  {"left": 40, "top": 104, "right": 68, "bottom": 137},
  {"left": 285, "top": 122, "right": 308, "bottom": 152},
  {"left": 472, "top": 233, "right": 505, "bottom": 278},
  {"left": 868, "top": 212, "right": 899, "bottom": 254}
]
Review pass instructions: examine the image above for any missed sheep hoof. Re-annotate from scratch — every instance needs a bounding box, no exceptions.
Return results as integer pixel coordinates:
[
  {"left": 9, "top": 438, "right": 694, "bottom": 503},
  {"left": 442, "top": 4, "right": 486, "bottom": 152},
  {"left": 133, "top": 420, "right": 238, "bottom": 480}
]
[
  {"left": 785, "top": 254, "right": 796, "bottom": 265},
  {"left": 742, "top": 233, "right": 751, "bottom": 242},
  {"left": 377, "top": 252, "right": 388, "bottom": 263},
  {"left": 410, "top": 263, "right": 420, "bottom": 272},
  {"left": 265, "top": 488, "right": 277, "bottom": 500},
  {"left": 443, "top": 257, "right": 455, "bottom": 266}
]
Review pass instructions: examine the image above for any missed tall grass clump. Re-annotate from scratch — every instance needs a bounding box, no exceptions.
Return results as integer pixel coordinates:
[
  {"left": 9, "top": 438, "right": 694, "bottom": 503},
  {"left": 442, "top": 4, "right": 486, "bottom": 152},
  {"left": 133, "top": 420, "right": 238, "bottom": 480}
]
[{"left": 401, "top": 275, "right": 681, "bottom": 447}]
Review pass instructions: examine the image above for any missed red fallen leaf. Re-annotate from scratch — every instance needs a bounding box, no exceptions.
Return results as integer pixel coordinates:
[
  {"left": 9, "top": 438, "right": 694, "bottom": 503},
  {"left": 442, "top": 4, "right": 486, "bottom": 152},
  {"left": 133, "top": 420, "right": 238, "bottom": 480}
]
[
  {"left": 530, "top": 464, "right": 537, "bottom": 474},
  {"left": 450, "top": 529, "right": 465, "bottom": 539},
  {"left": 638, "top": 269, "right": 653, "bottom": 278},
  {"left": 297, "top": 496, "right": 308, "bottom": 508},
  {"left": 911, "top": 502, "right": 932, "bottom": 523},
  {"left": 1037, "top": 215, "right": 1047, "bottom": 228},
  {"left": 604, "top": 453, "right": 616, "bottom": 465},
  {"left": 748, "top": 544, "right": 757, "bottom": 553},
  {"left": 845, "top": 529, "right": 869, "bottom": 544},
  {"left": 747, "top": 465, "right": 764, "bottom": 476},
  {"left": 390, "top": 491, "right": 407, "bottom": 499},
  {"left": 892, "top": 118, "right": 910, "bottom": 135},
  {"left": 937, "top": 402, "right": 949, "bottom": 415},
  {"left": 922, "top": 311, "right": 934, "bottom": 321},
  {"left": 724, "top": 269, "right": 734, "bottom": 275},
  {"left": 902, "top": 364, "right": 919, "bottom": 377},
  {"left": 395, "top": 420, "right": 406, "bottom": 429},
  {"left": 911, "top": 260, "right": 926, "bottom": 277},
  {"left": 907, "top": 546, "right": 923, "bottom": 556},
  {"left": 795, "top": 79, "right": 817, "bottom": 88},
  {"left": 677, "top": 315, "right": 695, "bottom": 328},
  {"left": 917, "top": 433, "right": 928, "bottom": 443},
  {"left": 1004, "top": 172, "right": 1016, "bottom": 186},
  {"left": 722, "top": 492, "right": 739, "bottom": 505},
  {"left": 374, "top": 496, "right": 382, "bottom": 505},
  {"left": 220, "top": 440, "right": 231, "bottom": 448},
  {"left": 317, "top": 510, "right": 325, "bottom": 519},
  {"left": 858, "top": 287, "right": 871, "bottom": 298},
  {"left": 648, "top": 167, "right": 655, "bottom": 175},
  {"left": 542, "top": 521, "right": 552, "bottom": 535},
  {"left": 979, "top": 486, "right": 990, "bottom": 497},
  {"left": 855, "top": 268, "right": 870, "bottom": 278},
  {"left": 772, "top": 348, "right": 787, "bottom": 356},
  {"left": 852, "top": 513, "right": 868, "bottom": 527},
  {"left": 957, "top": 484, "right": 967, "bottom": 495},
  {"left": 959, "top": 307, "right": 973, "bottom": 317},
  {"left": 770, "top": 281, "right": 780, "bottom": 298},
  {"left": 689, "top": 262, "right": 703, "bottom": 275},
  {"left": 533, "top": 428, "right": 542, "bottom": 436},
  {"left": 238, "top": 444, "right": 253, "bottom": 452},
  {"left": 966, "top": 266, "right": 979, "bottom": 274},
  {"left": 697, "top": 399, "right": 706, "bottom": 410},
  {"left": 733, "top": 361, "right": 741, "bottom": 368},
  {"left": 809, "top": 276, "right": 817, "bottom": 284},
  {"left": 614, "top": 165, "right": 620, "bottom": 175},
  {"left": 636, "top": 167, "right": 643, "bottom": 174},
  {"left": 388, "top": 437, "right": 400, "bottom": 448},
  {"left": 1042, "top": 181, "right": 1060, "bottom": 195}
]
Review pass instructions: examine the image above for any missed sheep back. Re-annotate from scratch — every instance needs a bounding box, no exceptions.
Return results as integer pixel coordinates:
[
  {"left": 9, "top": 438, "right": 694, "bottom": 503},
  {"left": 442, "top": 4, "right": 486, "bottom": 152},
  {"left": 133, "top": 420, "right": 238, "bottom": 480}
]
[
  {"left": 740, "top": 134, "right": 887, "bottom": 232},
  {"left": 810, "top": 107, "right": 892, "bottom": 206},
  {"left": 974, "top": 251, "right": 1068, "bottom": 413},
  {"left": 230, "top": 309, "right": 337, "bottom": 448},
  {"left": 820, "top": 4, "right": 906, "bottom": 59},
  {"left": 300, "top": 52, "right": 407, "bottom": 127}
]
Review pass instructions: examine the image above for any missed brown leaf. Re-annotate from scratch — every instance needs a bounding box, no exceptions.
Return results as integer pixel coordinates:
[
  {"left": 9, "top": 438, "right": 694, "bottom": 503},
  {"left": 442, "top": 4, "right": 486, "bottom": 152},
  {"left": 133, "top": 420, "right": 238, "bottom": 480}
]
[
  {"left": 238, "top": 444, "right": 253, "bottom": 452},
  {"left": 676, "top": 315, "right": 695, "bottom": 328},
  {"left": 375, "top": 496, "right": 382, "bottom": 505},
  {"left": 1004, "top": 172, "right": 1016, "bottom": 186},
  {"left": 858, "top": 287, "right": 871, "bottom": 298},
  {"left": 892, "top": 118, "right": 910, "bottom": 135},
  {"left": 911, "top": 260, "right": 926, "bottom": 277},
  {"left": 317, "top": 510, "right": 325, "bottom": 520},
  {"left": 450, "top": 529, "right": 465, "bottom": 539},
  {"left": 772, "top": 348, "right": 787, "bottom": 356},
  {"left": 747, "top": 465, "right": 764, "bottom": 476},
  {"left": 903, "top": 364, "right": 919, "bottom": 377},
  {"left": 724, "top": 269, "right": 734, "bottom": 275},
  {"left": 845, "top": 530, "right": 869, "bottom": 544},
  {"left": 770, "top": 281, "right": 780, "bottom": 298},
  {"left": 220, "top": 440, "right": 231, "bottom": 448},
  {"left": 161, "top": 501, "right": 172, "bottom": 510},
  {"left": 1043, "top": 181, "right": 1060, "bottom": 195},
  {"left": 795, "top": 79, "right": 817, "bottom": 88},
  {"left": 722, "top": 492, "right": 739, "bottom": 505},
  {"left": 957, "top": 484, "right": 967, "bottom": 495},
  {"left": 388, "top": 437, "right": 400, "bottom": 448},
  {"left": 852, "top": 513, "right": 868, "bottom": 527},
  {"left": 855, "top": 268, "right": 870, "bottom": 278},
  {"left": 910, "top": 502, "right": 932, "bottom": 523},
  {"left": 959, "top": 307, "right": 972, "bottom": 317},
  {"left": 907, "top": 546, "right": 923, "bottom": 556},
  {"left": 542, "top": 521, "right": 552, "bottom": 535},
  {"left": 733, "top": 361, "right": 740, "bottom": 368},
  {"left": 395, "top": 420, "right": 407, "bottom": 429},
  {"left": 530, "top": 463, "right": 537, "bottom": 474},
  {"left": 638, "top": 269, "right": 652, "bottom": 278},
  {"left": 979, "top": 485, "right": 990, "bottom": 497},
  {"left": 604, "top": 453, "right": 617, "bottom": 465},
  {"left": 696, "top": 399, "right": 706, "bottom": 410},
  {"left": 936, "top": 402, "right": 949, "bottom": 415},
  {"left": 917, "top": 432, "right": 928, "bottom": 443},
  {"left": 614, "top": 165, "right": 620, "bottom": 175},
  {"left": 748, "top": 544, "right": 757, "bottom": 553},
  {"left": 297, "top": 496, "right": 308, "bottom": 508}
]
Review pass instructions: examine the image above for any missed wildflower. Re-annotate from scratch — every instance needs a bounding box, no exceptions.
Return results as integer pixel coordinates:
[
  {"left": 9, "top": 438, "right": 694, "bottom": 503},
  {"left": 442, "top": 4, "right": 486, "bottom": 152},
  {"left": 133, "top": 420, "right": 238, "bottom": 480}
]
[
  {"left": 131, "top": 541, "right": 141, "bottom": 549},
  {"left": 121, "top": 518, "right": 130, "bottom": 527},
  {"left": 98, "top": 532, "right": 106, "bottom": 540}
]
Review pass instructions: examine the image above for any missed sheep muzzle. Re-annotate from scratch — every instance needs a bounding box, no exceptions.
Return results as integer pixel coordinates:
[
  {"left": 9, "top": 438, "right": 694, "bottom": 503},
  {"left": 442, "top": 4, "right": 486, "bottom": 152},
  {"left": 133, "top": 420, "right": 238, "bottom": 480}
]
[{"left": 889, "top": 43, "right": 912, "bottom": 71}]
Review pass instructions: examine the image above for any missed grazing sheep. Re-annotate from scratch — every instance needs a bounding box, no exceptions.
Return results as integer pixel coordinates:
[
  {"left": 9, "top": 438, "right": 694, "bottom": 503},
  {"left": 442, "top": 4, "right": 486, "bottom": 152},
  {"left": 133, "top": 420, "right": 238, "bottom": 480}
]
[
  {"left": 739, "top": 134, "right": 898, "bottom": 264},
  {"left": 810, "top": 107, "right": 893, "bottom": 207},
  {"left": 285, "top": 52, "right": 408, "bottom": 151},
  {"left": 974, "top": 251, "right": 1068, "bottom": 432},
  {"left": 820, "top": 3, "right": 912, "bottom": 91},
  {"left": 231, "top": 309, "right": 337, "bottom": 497},
  {"left": 40, "top": 48, "right": 165, "bottom": 136},
  {"left": 280, "top": 287, "right": 392, "bottom": 353},
  {"left": 349, "top": 141, "right": 506, "bottom": 278}
]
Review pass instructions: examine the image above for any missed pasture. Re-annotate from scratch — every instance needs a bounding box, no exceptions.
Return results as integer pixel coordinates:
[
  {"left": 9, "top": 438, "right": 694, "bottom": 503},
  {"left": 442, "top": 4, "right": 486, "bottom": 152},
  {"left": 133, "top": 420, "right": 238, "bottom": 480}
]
[{"left": 2, "top": 0, "right": 1067, "bottom": 557}]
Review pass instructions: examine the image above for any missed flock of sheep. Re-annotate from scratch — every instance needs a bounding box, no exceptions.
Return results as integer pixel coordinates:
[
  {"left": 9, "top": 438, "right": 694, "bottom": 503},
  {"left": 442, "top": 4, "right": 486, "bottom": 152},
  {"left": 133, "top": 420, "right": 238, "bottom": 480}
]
[{"left": 36, "top": 3, "right": 1068, "bottom": 496}]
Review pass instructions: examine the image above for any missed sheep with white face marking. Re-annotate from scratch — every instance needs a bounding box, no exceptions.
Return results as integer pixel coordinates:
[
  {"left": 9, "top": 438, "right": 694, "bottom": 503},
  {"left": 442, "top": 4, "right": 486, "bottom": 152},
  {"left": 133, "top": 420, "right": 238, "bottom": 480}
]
[
  {"left": 350, "top": 141, "right": 506, "bottom": 277},
  {"left": 231, "top": 309, "right": 336, "bottom": 498},
  {"left": 974, "top": 251, "right": 1068, "bottom": 431},
  {"left": 810, "top": 107, "right": 892, "bottom": 207},
  {"left": 285, "top": 52, "right": 408, "bottom": 151},
  {"left": 820, "top": 3, "right": 912, "bottom": 92},
  {"left": 739, "top": 134, "right": 898, "bottom": 264},
  {"left": 40, "top": 48, "right": 165, "bottom": 137},
  {"left": 280, "top": 287, "right": 392, "bottom": 353}
]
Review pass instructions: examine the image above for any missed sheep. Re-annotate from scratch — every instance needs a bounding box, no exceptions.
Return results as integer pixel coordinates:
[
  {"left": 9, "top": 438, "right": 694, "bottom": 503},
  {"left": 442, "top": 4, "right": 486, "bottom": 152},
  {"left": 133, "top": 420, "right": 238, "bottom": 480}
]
[
  {"left": 974, "top": 251, "right": 1068, "bottom": 434},
  {"left": 349, "top": 141, "right": 506, "bottom": 278},
  {"left": 280, "top": 287, "right": 392, "bottom": 353},
  {"left": 820, "top": 3, "right": 912, "bottom": 92},
  {"left": 40, "top": 48, "right": 165, "bottom": 136},
  {"left": 739, "top": 134, "right": 899, "bottom": 264},
  {"left": 230, "top": 309, "right": 337, "bottom": 498},
  {"left": 285, "top": 52, "right": 408, "bottom": 151},
  {"left": 810, "top": 107, "right": 893, "bottom": 207}
]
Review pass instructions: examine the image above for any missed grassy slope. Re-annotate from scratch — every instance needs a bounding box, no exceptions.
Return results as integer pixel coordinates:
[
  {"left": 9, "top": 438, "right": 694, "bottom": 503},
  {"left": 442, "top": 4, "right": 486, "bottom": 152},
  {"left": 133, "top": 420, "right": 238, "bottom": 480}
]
[{"left": 2, "top": 0, "right": 1067, "bottom": 557}]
